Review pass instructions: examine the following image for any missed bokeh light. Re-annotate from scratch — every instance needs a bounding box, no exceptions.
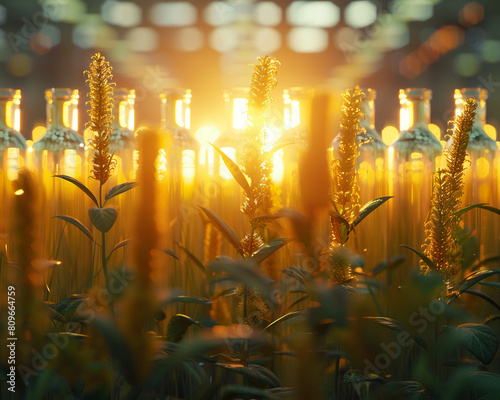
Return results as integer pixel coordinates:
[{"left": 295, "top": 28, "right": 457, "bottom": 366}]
[
  {"left": 102, "top": 1, "right": 142, "bottom": 28},
  {"left": 288, "top": 27, "right": 328, "bottom": 53},
  {"left": 126, "top": 28, "right": 159, "bottom": 53},
  {"left": 150, "top": 2, "right": 197, "bottom": 27},
  {"left": 254, "top": 27, "right": 281, "bottom": 53},
  {"left": 382, "top": 125, "right": 399, "bottom": 146},
  {"left": 209, "top": 27, "right": 239, "bottom": 53},
  {"left": 7, "top": 53, "right": 33, "bottom": 77},
  {"left": 345, "top": 1, "right": 377, "bottom": 29},
  {"left": 287, "top": 1, "right": 340, "bottom": 28},
  {"left": 255, "top": 2, "right": 282, "bottom": 26},
  {"left": 174, "top": 28, "right": 204, "bottom": 52}
]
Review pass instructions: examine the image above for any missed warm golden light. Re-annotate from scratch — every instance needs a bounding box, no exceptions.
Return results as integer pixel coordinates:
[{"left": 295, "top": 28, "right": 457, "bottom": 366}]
[
  {"left": 233, "top": 98, "right": 248, "bottom": 130},
  {"left": 32, "top": 125, "right": 47, "bottom": 142},
  {"left": 428, "top": 123, "right": 441, "bottom": 141},
  {"left": 381, "top": 125, "right": 399, "bottom": 146},
  {"left": 477, "top": 156, "right": 489, "bottom": 179},
  {"left": 127, "top": 89, "right": 135, "bottom": 131},
  {"left": 7, "top": 147, "right": 19, "bottom": 181},
  {"left": 14, "top": 189, "right": 24, "bottom": 196},
  {"left": 182, "top": 149, "right": 196, "bottom": 184},
  {"left": 271, "top": 149, "right": 284, "bottom": 184},
  {"left": 219, "top": 146, "right": 237, "bottom": 180},
  {"left": 484, "top": 124, "right": 496, "bottom": 140},
  {"left": 399, "top": 89, "right": 411, "bottom": 131}
]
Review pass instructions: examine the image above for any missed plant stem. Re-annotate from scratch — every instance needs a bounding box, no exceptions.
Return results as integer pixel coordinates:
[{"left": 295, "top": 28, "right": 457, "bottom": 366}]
[{"left": 100, "top": 182, "right": 114, "bottom": 318}]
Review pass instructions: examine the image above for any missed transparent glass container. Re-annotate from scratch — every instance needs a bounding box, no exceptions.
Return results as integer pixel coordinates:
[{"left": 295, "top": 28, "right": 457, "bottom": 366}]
[
  {"left": 393, "top": 88, "right": 442, "bottom": 159},
  {"left": 0, "top": 89, "right": 26, "bottom": 237},
  {"left": 274, "top": 88, "right": 310, "bottom": 208},
  {"left": 450, "top": 88, "right": 499, "bottom": 258},
  {"left": 391, "top": 88, "right": 441, "bottom": 278},
  {"left": 0, "top": 89, "right": 26, "bottom": 152},
  {"left": 110, "top": 88, "right": 136, "bottom": 182},
  {"left": 215, "top": 88, "right": 249, "bottom": 174},
  {"left": 110, "top": 88, "right": 135, "bottom": 152},
  {"left": 34, "top": 88, "right": 84, "bottom": 154}
]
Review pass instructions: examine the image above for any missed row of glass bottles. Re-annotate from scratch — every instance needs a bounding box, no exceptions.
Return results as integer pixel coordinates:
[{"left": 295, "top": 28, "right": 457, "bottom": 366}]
[{"left": 0, "top": 87, "right": 498, "bottom": 282}]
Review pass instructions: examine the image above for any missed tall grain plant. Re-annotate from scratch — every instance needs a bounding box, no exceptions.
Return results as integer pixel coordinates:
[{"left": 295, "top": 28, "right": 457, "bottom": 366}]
[
  {"left": 85, "top": 53, "right": 116, "bottom": 308},
  {"left": 421, "top": 98, "right": 477, "bottom": 286},
  {"left": 325, "top": 87, "right": 364, "bottom": 285},
  {"left": 11, "top": 170, "right": 47, "bottom": 362}
]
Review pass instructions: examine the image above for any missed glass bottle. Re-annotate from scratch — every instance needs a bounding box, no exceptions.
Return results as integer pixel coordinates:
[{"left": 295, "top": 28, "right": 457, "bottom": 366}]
[
  {"left": 449, "top": 88, "right": 498, "bottom": 258},
  {"left": 274, "top": 88, "right": 310, "bottom": 208},
  {"left": 391, "top": 88, "right": 442, "bottom": 278},
  {"left": 110, "top": 88, "right": 136, "bottom": 182},
  {"left": 215, "top": 88, "right": 249, "bottom": 179},
  {"left": 33, "top": 88, "right": 85, "bottom": 177},
  {"left": 0, "top": 89, "right": 26, "bottom": 237},
  {"left": 355, "top": 89, "right": 388, "bottom": 267},
  {"left": 0, "top": 89, "right": 26, "bottom": 176}
]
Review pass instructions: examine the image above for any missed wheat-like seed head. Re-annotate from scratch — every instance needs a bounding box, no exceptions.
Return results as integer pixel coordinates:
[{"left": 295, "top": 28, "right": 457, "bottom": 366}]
[
  {"left": 333, "top": 87, "right": 364, "bottom": 228},
  {"left": 421, "top": 98, "right": 477, "bottom": 284},
  {"left": 242, "top": 56, "right": 280, "bottom": 217},
  {"left": 85, "top": 52, "right": 116, "bottom": 185}
]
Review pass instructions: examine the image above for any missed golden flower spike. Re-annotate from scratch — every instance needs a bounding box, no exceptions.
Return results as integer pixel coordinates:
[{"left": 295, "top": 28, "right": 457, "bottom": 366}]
[
  {"left": 332, "top": 86, "right": 364, "bottom": 237},
  {"left": 421, "top": 98, "right": 477, "bottom": 285},
  {"left": 85, "top": 52, "right": 116, "bottom": 185},
  {"left": 242, "top": 55, "right": 281, "bottom": 217}
]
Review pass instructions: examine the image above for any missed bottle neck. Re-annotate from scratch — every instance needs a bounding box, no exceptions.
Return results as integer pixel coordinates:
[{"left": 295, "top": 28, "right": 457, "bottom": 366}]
[
  {"left": 361, "top": 98, "right": 375, "bottom": 130},
  {"left": 474, "top": 99, "right": 486, "bottom": 127},
  {"left": 46, "top": 100, "right": 67, "bottom": 130},
  {"left": 0, "top": 101, "right": 8, "bottom": 130},
  {"left": 409, "top": 98, "right": 430, "bottom": 129}
]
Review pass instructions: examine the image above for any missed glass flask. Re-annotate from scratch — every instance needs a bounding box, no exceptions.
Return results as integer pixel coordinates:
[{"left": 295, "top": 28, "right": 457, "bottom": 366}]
[
  {"left": 391, "top": 88, "right": 442, "bottom": 279},
  {"left": 355, "top": 89, "right": 389, "bottom": 267},
  {"left": 274, "top": 88, "right": 310, "bottom": 208},
  {"left": 33, "top": 88, "right": 85, "bottom": 177},
  {"left": 110, "top": 88, "right": 136, "bottom": 181},
  {"left": 0, "top": 89, "right": 26, "bottom": 238},
  {"left": 33, "top": 88, "right": 89, "bottom": 298},
  {"left": 449, "top": 88, "right": 499, "bottom": 258}
]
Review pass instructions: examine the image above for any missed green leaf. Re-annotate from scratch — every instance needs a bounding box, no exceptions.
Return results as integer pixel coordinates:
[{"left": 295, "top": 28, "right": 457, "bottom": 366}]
[
  {"left": 215, "top": 363, "right": 281, "bottom": 387},
  {"left": 329, "top": 210, "right": 350, "bottom": 244},
  {"left": 104, "top": 182, "right": 137, "bottom": 204},
  {"left": 470, "top": 255, "right": 500, "bottom": 272},
  {"left": 282, "top": 267, "right": 313, "bottom": 286},
  {"left": 449, "top": 269, "right": 500, "bottom": 304},
  {"left": 364, "top": 316, "right": 427, "bottom": 350},
  {"left": 400, "top": 244, "right": 437, "bottom": 271},
  {"left": 54, "top": 215, "right": 93, "bottom": 241},
  {"left": 263, "top": 310, "right": 308, "bottom": 331},
  {"left": 178, "top": 243, "right": 206, "bottom": 274},
  {"left": 106, "top": 239, "right": 130, "bottom": 262},
  {"left": 88, "top": 207, "right": 118, "bottom": 233},
  {"left": 209, "top": 259, "right": 273, "bottom": 295},
  {"left": 53, "top": 175, "right": 98, "bottom": 206},
  {"left": 447, "top": 324, "right": 498, "bottom": 364},
  {"left": 220, "top": 385, "right": 272, "bottom": 400},
  {"left": 159, "top": 247, "right": 179, "bottom": 260},
  {"left": 353, "top": 196, "right": 393, "bottom": 228},
  {"left": 372, "top": 255, "right": 406, "bottom": 276},
  {"left": 480, "top": 282, "right": 500, "bottom": 292},
  {"left": 163, "top": 295, "right": 212, "bottom": 306},
  {"left": 166, "top": 314, "right": 200, "bottom": 343},
  {"left": 478, "top": 394, "right": 500, "bottom": 400},
  {"left": 266, "top": 387, "right": 297, "bottom": 399},
  {"left": 250, "top": 238, "right": 289, "bottom": 264},
  {"left": 210, "top": 143, "right": 252, "bottom": 198},
  {"left": 198, "top": 206, "right": 243, "bottom": 255},
  {"left": 464, "top": 289, "right": 500, "bottom": 312},
  {"left": 455, "top": 203, "right": 500, "bottom": 218},
  {"left": 286, "top": 294, "right": 309, "bottom": 311},
  {"left": 383, "top": 381, "right": 426, "bottom": 397},
  {"left": 343, "top": 369, "right": 386, "bottom": 384}
]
